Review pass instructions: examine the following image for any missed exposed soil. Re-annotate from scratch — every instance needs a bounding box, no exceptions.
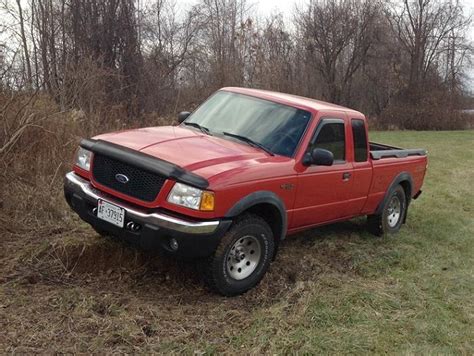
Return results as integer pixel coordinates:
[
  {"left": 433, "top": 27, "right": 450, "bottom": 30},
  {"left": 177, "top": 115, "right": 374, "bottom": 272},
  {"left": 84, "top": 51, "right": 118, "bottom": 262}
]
[{"left": 0, "top": 217, "right": 364, "bottom": 352}]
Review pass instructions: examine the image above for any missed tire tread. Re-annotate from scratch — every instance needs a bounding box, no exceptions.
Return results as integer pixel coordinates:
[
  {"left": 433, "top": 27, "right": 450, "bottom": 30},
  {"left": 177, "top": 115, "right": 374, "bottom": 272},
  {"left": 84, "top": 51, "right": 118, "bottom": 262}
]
[
  {"left": 201, "top": 213, "right": 273, "bottom": 296},
  {"left": 367, "top": 184, "right": 407, "bottom": 236}
]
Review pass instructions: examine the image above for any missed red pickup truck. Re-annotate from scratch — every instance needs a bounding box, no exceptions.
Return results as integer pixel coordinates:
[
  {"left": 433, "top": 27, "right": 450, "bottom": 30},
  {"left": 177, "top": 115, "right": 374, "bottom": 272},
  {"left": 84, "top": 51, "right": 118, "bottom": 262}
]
[{"left": 64, "top": 87, "right": 427, "bottom": 295}]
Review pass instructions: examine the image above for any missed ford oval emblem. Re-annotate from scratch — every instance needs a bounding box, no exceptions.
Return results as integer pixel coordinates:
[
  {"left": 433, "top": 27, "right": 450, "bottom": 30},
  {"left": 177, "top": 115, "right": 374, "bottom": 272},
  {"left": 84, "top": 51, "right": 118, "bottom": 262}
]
[{"left": 115, "top": 173, "right": 130, "bottom": 184}]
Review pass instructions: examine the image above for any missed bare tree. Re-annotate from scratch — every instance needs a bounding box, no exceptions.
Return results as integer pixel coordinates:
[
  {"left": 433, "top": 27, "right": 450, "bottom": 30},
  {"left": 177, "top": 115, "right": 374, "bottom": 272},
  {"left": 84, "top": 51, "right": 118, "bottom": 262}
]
[
  {"left": 250, "top": 15, "right": 295, "bottom": 92},
  {"left": 0, "top": 0, "right": 472, "bottom": 129},
  {"left": 196, "top": 0, "right": 252, "bottom": 88},
  {"left": 137, "top": 0, "right": 200, "bottom": 111},
  {"left": 296, "top": 0, "right": 381, "bottom": 105},
  {"left": 387, "top": 0, "right": 471, "bottom": 101},
  {"left": 15, "top": 0, "right": 32, "bottom": 88}
]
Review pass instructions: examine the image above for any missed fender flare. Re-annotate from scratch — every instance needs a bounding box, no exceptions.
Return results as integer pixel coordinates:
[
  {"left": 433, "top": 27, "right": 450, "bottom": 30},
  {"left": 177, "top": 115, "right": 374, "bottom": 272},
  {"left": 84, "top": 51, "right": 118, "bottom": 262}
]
[
  {"left": 225, "top": 191, "right": 287, "bottom": 241},
  {"left": 375, "top": 172, "right": 414, "bottom": 216}
]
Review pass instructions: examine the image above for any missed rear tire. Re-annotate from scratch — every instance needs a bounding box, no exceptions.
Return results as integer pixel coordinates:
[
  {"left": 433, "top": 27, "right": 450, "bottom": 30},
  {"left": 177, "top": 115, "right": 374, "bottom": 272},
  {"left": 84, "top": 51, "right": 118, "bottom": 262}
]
[
  {"left": 367, "top": 185, "right": 407, "bottom": 236},
  {"left": 201, "top": 214, "right": 274, "bottom": 296}
]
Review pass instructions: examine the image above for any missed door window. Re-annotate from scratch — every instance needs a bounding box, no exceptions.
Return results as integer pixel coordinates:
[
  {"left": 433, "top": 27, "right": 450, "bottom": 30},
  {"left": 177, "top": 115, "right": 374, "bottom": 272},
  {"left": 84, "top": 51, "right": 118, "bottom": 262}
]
[{"left": 310, "top": 121, "right": 346, "bottom": 161}]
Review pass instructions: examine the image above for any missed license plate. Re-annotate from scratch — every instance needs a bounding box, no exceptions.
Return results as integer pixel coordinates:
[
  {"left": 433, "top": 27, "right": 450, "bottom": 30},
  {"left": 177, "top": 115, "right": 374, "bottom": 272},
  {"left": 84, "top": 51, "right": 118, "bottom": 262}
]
[{"left": 97, "top": 199, "right": 125, "bottom": 228}]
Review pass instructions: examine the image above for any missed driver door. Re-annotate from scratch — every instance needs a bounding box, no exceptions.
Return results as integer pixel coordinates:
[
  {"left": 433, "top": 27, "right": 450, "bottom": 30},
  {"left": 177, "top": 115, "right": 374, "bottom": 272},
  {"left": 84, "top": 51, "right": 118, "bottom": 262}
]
[{"left": 292, "top": 117, "right": 354, "bottom": 228}]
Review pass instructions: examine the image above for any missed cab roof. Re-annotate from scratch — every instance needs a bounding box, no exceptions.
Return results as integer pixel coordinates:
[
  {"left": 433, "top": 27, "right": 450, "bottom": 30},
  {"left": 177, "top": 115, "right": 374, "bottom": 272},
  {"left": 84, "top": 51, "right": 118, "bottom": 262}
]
[{"left": 221, "top": 87, "right": 363, "bottom": 116}]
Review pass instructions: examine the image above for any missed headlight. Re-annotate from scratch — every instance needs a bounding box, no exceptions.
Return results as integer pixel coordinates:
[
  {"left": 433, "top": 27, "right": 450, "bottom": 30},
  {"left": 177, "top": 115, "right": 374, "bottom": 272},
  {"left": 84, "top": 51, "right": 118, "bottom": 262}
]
[
  {"left": 75, "top": 147, "right": 92, "bottom": 171},
  {"left": 167, "top": 182, "right": 215, "bottom": 211}
]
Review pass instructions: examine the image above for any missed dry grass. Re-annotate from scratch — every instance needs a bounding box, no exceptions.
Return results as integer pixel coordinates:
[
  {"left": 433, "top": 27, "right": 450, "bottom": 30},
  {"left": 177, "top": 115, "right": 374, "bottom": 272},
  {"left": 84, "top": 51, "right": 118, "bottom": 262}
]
[
  {"left": 0, "top": 218, "right": 369, "bottom": 353},
  {"left": 0, "top": 101, "right": 473, "bottom": 354}
]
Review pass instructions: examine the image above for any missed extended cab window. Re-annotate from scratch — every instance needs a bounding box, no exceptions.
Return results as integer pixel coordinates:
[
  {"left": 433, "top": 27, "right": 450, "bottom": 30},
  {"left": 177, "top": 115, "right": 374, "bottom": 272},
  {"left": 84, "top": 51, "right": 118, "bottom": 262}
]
[
  {"left": 310, "top": 121, "right": 346, "bottom": 161},
  {"left": 351, "top": 119, "right": 368, "bottom": 162}
]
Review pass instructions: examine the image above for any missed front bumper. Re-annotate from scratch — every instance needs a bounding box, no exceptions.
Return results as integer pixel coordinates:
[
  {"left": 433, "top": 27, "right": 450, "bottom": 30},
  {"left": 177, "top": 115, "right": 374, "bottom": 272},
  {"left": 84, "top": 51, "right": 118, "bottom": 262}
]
[{"left": 64, "top": 172, "right": 231, "bottom": 258}]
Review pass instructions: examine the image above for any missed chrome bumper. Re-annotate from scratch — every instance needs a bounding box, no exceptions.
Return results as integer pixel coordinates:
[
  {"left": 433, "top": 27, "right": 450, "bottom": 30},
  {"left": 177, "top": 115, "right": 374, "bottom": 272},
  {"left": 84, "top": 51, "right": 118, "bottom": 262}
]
[{"left": 64, "top": 172, "right": 220, "bottom": 234}]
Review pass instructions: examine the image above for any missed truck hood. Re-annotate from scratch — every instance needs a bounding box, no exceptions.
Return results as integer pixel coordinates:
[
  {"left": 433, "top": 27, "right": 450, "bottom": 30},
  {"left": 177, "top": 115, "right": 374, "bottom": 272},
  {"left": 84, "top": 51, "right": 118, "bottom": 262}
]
[{"left": 93, "top": 126, "right": 291, "bottom": 185}]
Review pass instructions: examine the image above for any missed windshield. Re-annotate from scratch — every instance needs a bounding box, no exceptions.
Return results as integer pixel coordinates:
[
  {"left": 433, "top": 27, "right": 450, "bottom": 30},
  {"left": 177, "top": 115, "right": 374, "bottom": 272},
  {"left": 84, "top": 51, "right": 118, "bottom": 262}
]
[{"left": 184, "top": 91, "right": 312, "bottom": 157}]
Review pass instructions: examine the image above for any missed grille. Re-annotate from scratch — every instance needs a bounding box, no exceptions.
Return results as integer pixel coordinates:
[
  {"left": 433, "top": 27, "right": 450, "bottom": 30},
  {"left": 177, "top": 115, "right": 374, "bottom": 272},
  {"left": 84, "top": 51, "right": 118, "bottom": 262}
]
[{"left": 92, "top": 154, "right": 166, "bottom": 202}]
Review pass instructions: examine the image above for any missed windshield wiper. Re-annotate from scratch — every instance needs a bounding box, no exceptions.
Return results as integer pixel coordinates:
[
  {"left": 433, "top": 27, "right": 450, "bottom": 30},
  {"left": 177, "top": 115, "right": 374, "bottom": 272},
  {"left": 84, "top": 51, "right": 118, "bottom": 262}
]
[
  {"left": 223, "top": 132, "right": 275, "bottom": 156},
  {"left": 184, "top": 122, "right": 212, "bottom": 136}
]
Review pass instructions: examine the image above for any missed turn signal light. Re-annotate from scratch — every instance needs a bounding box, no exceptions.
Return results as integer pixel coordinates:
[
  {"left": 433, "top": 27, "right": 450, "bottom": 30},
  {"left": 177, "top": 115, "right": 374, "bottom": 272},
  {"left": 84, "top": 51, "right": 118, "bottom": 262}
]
[{"left": 200, "top": 191, "right": 215, "bottom": 211}]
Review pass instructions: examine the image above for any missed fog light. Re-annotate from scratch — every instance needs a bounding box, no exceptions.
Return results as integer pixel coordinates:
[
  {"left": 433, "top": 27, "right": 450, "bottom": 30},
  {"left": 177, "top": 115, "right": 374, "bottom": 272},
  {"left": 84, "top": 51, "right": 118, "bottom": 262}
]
[
  {"left": 125, "top": 221, "right": 139, "bottom": 231},
  {"left": 170, "top": 238, "right": 179, "bottom": 251}
]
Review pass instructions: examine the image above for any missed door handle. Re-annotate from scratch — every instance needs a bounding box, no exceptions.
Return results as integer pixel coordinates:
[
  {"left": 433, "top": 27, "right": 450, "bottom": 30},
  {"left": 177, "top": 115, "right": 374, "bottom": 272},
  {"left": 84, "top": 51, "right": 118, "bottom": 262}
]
[{"left": 342, "top": 172, "right": 351, "bottom": 181}]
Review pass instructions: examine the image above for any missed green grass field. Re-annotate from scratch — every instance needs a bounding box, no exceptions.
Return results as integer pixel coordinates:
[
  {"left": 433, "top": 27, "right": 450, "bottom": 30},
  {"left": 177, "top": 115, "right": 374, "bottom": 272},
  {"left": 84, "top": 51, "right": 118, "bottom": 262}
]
[
  {"left": 1, "top": 130, "right": 473, "bottom": 353},
  {"left": 240, "top": 130, "right": 474, "bottom": 354}
]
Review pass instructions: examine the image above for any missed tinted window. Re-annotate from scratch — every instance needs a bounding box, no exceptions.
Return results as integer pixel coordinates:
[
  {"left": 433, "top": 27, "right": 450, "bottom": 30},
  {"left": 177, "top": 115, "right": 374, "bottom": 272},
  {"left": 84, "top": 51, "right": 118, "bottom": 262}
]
[
  {"left": 185, "top": 91, "right": 311, "bottom": 157},
  {"left": 312, "top": 122, "right": 345, "bottom": 161},
  {"left": 351, "top": 119, "right": 368, "bottom": 162}
]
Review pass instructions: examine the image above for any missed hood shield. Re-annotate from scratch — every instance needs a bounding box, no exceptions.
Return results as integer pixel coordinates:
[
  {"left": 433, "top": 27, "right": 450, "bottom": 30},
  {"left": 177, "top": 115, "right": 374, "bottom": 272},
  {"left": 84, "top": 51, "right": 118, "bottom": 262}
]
[{"left": 80, "top": 138, "right": 209, "bottom": 189}]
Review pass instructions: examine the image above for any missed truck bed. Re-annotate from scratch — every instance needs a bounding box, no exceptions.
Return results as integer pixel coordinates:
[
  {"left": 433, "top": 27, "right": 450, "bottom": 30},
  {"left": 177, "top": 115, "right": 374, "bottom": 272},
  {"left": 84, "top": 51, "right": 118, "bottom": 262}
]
[{"left": 370, "top": 142, "right": 427, "bottom": 160}]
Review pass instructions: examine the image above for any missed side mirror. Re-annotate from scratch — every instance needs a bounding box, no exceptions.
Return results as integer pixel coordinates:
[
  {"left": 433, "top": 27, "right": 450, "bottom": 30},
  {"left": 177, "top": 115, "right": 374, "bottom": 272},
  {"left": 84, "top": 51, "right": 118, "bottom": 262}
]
[
  {"left": 303, "top": 148, "right": 334, "bottom": 166},
  {"left": 177, "top": 111, "right": 191, "bottom": 123}
]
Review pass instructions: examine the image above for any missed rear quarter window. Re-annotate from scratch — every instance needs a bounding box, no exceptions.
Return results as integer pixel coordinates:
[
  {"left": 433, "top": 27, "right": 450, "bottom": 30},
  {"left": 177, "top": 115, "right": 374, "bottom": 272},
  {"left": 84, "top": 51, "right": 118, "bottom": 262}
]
[{"left": 351, "top": 119, "right": 368, "bottom": 162}]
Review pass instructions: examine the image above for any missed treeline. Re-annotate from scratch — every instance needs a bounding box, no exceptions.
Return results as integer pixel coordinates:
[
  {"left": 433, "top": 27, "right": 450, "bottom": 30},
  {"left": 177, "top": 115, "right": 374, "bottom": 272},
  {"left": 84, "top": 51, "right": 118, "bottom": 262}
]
[{"left": 0, "top": 0, "right": 473, "bottom": 129}]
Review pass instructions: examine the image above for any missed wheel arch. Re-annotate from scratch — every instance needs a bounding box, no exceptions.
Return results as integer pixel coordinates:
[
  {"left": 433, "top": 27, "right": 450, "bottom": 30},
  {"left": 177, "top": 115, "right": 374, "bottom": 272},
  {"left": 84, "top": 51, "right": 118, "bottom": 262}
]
[
  {"left": 225, "top": 191, "right": 288, "bottom": 245},
  {"left": 375, "top": 172, "right": 413, "bottom": 217}
]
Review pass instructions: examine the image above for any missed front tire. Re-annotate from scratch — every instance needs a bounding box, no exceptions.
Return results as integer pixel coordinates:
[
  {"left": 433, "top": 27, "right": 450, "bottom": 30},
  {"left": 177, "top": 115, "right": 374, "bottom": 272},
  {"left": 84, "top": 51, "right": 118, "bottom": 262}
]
[
  {"left": 367, "top": 185, "right": 407, "bottom": 236},
  {"left": 201, "top": 214, "right": 274, "bottom": 296}
]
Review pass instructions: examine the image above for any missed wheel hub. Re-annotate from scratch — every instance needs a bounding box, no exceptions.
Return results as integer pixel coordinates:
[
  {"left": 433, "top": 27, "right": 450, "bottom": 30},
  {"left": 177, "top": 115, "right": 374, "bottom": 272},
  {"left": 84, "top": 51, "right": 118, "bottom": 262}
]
[
  {"left": 387, "top": 196, "right": 401, "bottom": 227},
  {"left": 226, "top": 235, "right": 261, "bottom": 280}
]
